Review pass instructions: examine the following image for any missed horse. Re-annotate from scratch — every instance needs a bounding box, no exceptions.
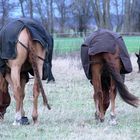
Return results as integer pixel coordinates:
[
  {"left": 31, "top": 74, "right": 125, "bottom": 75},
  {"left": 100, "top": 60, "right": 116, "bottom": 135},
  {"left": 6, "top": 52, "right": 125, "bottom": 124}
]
[
  {"left": 135, "top": 49, "right": 140, "bottom": 73},
  {"left": 81, "top": 29, "right": 140, "bottom": 124},
  {"left": 0, "top": 18, "right": 54, "bottom": 125}
]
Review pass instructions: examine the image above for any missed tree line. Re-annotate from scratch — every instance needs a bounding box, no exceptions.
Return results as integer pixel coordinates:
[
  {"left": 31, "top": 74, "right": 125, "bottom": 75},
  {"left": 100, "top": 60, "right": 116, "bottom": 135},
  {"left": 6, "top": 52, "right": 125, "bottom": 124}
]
[{"left": 0, "top": 0, "right": 140, "bottom": 36}]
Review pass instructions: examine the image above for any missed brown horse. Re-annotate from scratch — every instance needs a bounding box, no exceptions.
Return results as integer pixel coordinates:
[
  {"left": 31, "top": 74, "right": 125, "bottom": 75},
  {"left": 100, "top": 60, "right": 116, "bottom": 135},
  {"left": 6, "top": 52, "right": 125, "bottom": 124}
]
[
  {"left": 81, "top": 29, "right": 140, "bottom": 124},
  {"left": 0, "top": 18, "right": 52, "bottom": 125}
]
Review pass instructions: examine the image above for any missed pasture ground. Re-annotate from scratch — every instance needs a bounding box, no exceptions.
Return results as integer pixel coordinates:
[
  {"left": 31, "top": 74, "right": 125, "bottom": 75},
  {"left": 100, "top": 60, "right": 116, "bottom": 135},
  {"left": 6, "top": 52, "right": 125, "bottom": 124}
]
[
  {"left": 54, "top": 36, "right": 140, "bottom": 55},
  {"left": 0, "top": 54, "right": 140, "bottom": 140}
]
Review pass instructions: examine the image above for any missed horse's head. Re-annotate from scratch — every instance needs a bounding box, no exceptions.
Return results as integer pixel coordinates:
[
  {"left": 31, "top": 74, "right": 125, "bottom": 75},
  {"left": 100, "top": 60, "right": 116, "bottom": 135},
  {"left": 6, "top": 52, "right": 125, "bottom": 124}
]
[{"left": 135, "top": 49, "right": 140, "bottom": 72}]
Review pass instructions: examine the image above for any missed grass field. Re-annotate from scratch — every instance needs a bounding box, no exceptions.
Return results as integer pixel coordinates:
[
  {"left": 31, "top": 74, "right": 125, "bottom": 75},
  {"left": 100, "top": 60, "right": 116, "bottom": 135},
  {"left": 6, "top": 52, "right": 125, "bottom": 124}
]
[
  {"left": 0, "top": 36, "right": 140, "bottom": 139},
  {"left": 54, "top": 36, "right": 140, "bottom": 56},
  {"left": 0, "top": 56, "right": 140, "bottom": 140}
]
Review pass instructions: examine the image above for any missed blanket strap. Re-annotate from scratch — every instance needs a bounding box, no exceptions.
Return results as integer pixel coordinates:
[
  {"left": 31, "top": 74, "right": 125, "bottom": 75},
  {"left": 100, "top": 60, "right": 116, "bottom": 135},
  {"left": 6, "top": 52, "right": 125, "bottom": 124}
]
[
  {"left": 18, "top": 40, "right": 45, "bottom": 61},
  {"left": 89, "top": 56, "right": 119, "bottom": 65},
  {"left": 89, "top": 60, "right": 102, "bottom": 65}
]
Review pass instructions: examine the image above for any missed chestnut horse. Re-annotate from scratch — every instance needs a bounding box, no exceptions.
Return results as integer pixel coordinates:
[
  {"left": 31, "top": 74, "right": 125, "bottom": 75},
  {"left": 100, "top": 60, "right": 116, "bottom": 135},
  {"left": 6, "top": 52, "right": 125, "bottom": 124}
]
[
  {"left": 0, "top": 19, "right": 51, "bottom": 125},
  {"left": 90, "top": 47, "right": 139, "bottom": 124},
  {"left": 81, "top": 29, "right": 140, "bottom": 124}
]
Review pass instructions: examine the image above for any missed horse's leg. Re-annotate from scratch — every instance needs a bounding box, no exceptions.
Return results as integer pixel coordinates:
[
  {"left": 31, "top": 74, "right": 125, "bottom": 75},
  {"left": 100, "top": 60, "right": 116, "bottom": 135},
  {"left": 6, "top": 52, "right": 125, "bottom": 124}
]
[
  {"left": 109, "top": 77, "right": 117, "bottom": 125},
  {"left": 5, "top": 73, "right": 14, "bottom": 90},
  {"left": 8, "top": 29, "right": 28, "bottom": 125},
  {"left": 10, "top": 65, "right": 22, "bottom": 124},
  {"left": 104, "top": 49, "right": 121, "bottom": 125},
  {"left": 5, "top": 73, "right": 27, "bottom": 121},
  {"left": 91, "top": 62, "right": 104, "bottom": 122},
  {"left": 32, "top": 79, "right": 40, "bottom": 124},
  {"left": 20, "top": 74, "right": 27, "bottom": 117},
  {"left": 31, "top": 42, "right": 46, "bottom": 124},
  {"left": 110, "top": 57, "right": 121, "bottom": 125}
]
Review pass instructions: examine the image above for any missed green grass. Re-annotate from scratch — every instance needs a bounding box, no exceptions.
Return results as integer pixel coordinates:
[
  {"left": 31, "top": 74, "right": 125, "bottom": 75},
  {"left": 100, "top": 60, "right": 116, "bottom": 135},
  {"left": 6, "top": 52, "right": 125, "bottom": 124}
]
[
  {"left": 54, "top": 37, "right": 83, "bottom": 56},
  {"left": 54, "top": 36, "right": 140, "bottom": 55},
  {"left": 123, "top": 36, "right": 140, "bottom": 52}
]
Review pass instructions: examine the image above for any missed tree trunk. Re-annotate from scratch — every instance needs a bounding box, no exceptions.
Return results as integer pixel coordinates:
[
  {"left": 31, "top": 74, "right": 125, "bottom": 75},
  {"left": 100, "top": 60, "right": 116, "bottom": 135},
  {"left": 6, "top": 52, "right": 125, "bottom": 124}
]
[
  {"left": 50, "top": 0, "right": 54, "bottom": 34},
  {"left": 90, "top": 0, "right": 112, "bottom": 29},
  {"left": 1, "top": 0, "right": 9, "bottom": 26},
  {"left": 123, "top": 0, "right": 131, "bottom": 32},
  {"left": 130, "top": 0, "right": 140, "bottom": 32},
  {"left": 103, "top": 0, "right": 112, "bottom": 29},
  {"left": 19, "top": 0, "right": 25, "bottom": 17},
  {"left": 29, "top": 0, "right": 33, "bottom": 19}
]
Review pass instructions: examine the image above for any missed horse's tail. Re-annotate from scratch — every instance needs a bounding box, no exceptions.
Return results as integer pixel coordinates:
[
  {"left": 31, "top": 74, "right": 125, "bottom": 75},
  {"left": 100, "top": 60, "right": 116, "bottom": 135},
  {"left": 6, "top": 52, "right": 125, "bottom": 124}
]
[
  {"left": 101, "top": 70, "right": 111, "bottom": 113},
  {"left": 27, "top": 29, "right": 51, "bottom": 110},
  {"left": 105, "top": 62, "right": 140, "bottom": 107}
]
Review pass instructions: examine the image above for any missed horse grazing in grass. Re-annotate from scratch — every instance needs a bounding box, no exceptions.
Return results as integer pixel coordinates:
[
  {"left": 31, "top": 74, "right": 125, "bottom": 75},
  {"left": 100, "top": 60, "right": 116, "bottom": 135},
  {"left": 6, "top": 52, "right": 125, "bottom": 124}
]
[
  {"left": 0, "top": 18, "right": 54, "bottom": 125},
  {"left": 135, "top": 49, "right": 140, "bottom": 73},
  {"left": 81, "top": 29, "right": 140, "bottom": 124}
]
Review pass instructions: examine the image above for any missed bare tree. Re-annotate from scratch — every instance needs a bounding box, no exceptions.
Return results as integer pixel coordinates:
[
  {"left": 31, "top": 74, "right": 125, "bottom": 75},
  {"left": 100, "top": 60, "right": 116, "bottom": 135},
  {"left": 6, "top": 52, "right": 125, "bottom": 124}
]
[
  {"left": 3, "top": 0, "right": 140, "bottom": 34},
  {"left": 91, "top": 0, "right": 103, "bottom": 27},
  {"left": 111, "top": 0, "right": 124, "bottom": 31},
  {"left": 29, "top": 0, "right": 33, "bottom": 18},
  {"left": 45, "top": 0, "right": 54, "bottom": 33},
  {"left": 123, "top": 0, "right": 131, "bottom": 32},
  {"left": 34, "top": 0, "right": 54, "bottom": 33},
  {"left": 90, "top": 0, "right": 112, "bottom": 29},
  {"left": 123, "top": 0, "right": 140, "bottom": 32},
  {"left": 70, "top": 0, "right": 92, "bottom": 36},
  {"left": 130, "top": 0, "right": 140, "bottom": 32},
  {"left": 19, "top": 0, "right": 25, "bottom": 17},
  {"left": 0, "top": 0, "right": 9, "bottom": 26},
  {"left": 21, "top": 0, "right": 34, "bottom": 18},
  {"left": 103, "top": 0, "right": 112, "bottom": 29},
  {"left": 54, "top": 0, "right": 68, "bottom": 34},
  {"left": 35, "top": 0, "right": 46, "bottom": 23}
]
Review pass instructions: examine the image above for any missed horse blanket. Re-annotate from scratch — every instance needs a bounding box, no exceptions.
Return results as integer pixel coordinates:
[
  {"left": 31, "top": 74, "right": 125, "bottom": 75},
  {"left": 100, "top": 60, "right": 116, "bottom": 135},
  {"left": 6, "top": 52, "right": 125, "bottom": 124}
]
[
  {"left": 0, "top": 18, "right": 54, "bottom": 81},
  {"left": 81, "top": 29, "right": 132, "bottom": 80}
]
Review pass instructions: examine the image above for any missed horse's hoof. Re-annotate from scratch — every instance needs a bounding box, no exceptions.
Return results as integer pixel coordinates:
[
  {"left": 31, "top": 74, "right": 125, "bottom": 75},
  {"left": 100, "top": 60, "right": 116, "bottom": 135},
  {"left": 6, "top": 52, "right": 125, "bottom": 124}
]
[
  {"left": 20, "top": 116, "right": 30, "bottom": 125},
  {"left": 13, "top": 120, "right": 20, "bottom": 126},
  {"left": 95, "top": 112, "right": 99, "bottom": 120},
  {"left": 109, "top": 114, "right": 117, "bottom": 125},
  {"left": 32, "top": 116, "right": 38, "bottom": 124},
  {"left": 0, "top": 118, "right": 4, "bottom": 123},
  {"left": 95, "top": 112, "right": 104, "bottom": 123},
  {"left": 0, "top": 113, "right": 4, "bottom": 120},
  {"left": 13, "top": 116, "right": 30, "bottom": 126},
  {"left": 33, "top": 121, "right": 39, "bottom": 126},
  {"left": 100, "top": 118, "right": 104, "bottom": 122},
  {"left": 109, "top": 118, "right": 117, "bottom": 125},
  {"left": 109, "top": 119, "right": 117, "bottom": 125}
]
